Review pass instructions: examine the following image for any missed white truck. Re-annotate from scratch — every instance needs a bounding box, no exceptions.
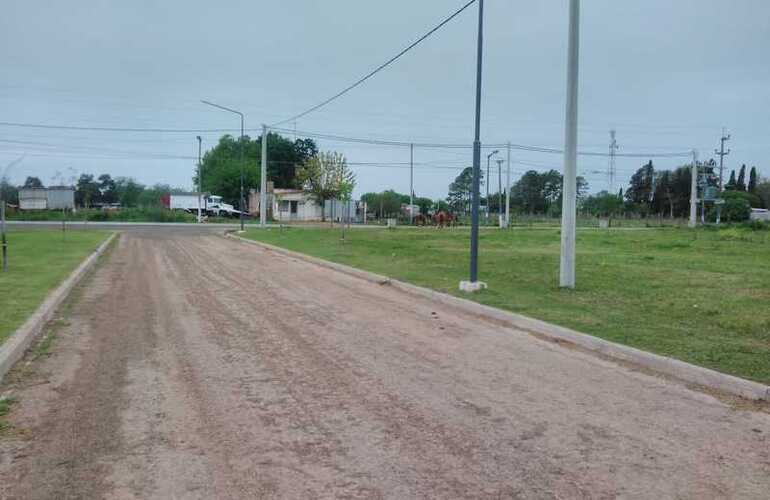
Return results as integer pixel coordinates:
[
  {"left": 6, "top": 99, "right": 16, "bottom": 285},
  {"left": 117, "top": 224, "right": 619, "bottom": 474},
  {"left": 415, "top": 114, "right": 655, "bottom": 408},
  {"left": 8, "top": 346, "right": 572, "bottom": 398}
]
[{"left": 161, "top": 193, "right": 243, "bottom": 218}]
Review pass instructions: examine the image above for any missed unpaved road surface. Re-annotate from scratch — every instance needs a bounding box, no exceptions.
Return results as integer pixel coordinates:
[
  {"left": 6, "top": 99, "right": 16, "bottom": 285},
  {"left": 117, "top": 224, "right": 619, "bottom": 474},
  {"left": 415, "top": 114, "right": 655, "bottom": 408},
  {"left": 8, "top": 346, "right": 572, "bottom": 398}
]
[{"left": 1, "top": 231, "right": 768, "bottom": 499}]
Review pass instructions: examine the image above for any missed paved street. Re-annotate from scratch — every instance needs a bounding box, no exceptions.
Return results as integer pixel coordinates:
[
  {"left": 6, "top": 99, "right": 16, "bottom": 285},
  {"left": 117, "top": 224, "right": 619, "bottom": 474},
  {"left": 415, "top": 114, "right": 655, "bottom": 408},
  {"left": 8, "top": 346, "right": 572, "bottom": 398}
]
[{"left": 1, "top": 231, "right": 768, "bottom": 499}]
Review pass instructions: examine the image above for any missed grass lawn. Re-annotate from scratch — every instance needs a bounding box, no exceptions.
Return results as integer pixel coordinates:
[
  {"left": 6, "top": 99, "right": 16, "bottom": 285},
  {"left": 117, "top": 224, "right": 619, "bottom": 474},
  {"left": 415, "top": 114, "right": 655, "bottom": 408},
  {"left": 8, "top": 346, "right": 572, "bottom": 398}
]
[
  {"left": 0, "top": 230, "right": 111, "bottom": 345},
  {"left": 244, "top": 226, "right": 770, "bottom": 384}
]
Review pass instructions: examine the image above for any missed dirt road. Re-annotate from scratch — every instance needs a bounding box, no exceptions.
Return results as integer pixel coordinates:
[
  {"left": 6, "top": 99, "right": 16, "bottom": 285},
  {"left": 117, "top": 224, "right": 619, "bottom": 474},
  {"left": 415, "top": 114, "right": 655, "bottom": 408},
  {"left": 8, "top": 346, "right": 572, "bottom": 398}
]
[{"left": 1, "top": 231, "right": 768, "bottom": 499}]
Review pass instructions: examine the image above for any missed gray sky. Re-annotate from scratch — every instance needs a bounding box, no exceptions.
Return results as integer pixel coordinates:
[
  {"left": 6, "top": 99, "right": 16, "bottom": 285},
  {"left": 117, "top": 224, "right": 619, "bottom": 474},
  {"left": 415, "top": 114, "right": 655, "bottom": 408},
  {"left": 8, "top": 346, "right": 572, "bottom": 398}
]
[{"left": 2, "top": 0, "right": 768, "bottom": 199}]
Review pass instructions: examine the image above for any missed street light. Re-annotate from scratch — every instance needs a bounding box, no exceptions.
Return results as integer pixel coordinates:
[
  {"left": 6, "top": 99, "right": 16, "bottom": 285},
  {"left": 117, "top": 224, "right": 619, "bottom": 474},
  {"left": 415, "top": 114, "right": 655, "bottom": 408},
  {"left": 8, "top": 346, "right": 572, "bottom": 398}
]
[
  {"left": 485, "top": 149, "right": 498, "bottom": 220},
  {"left": 201, "top": 99, "right": 245, "bottom": 231},
  {"left": 462, "top": 0, "right": 485, "bottom": 293},
  {"left": 196, "top": 136, "right": 203, "bottom": 223},
  {"left": 496, "top": 157, "right": 504, "bottom": 221}
]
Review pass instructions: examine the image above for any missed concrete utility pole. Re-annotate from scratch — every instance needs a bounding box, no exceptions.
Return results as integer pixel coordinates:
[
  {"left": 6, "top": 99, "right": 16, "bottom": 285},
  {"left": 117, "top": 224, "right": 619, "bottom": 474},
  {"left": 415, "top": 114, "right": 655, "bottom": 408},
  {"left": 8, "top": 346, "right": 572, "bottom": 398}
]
[
  {"left": 409, "top": 143, "right": 414, "bottom": 225},
  {"left": 1, "top": 201, "right": 6, "bottom": 272},
  {"left": 505, "top": 142, "right": 511, "bottom": 227},
  {"left": 260, "top": 124, "right": 268, "bottom": 228},
  {"left": 714, "top": 130, "right": 730, "bottom": 225},
  {"left": 496, "top": 158, "right": 503, "bottom": 222},
  {"left": 689, "top": 150, "right": 698, "bottom": 228},
  {"left": 463, "top": 0, "right": 485, "bottom": 291},
  {"left": 559, "top": 0, "right": 580, "bottom": 289},
  {"left": 485, "top": 150, "right": 498, "bottom": 220},
  {"left": 715, "top": 130, "right": 730, "bottom": 190},
  {"left": 197, "top": 136, "right": 203, "bottom": 223},
  {"left": 608, "top": 129, "right": 618, "bottom": 193}
]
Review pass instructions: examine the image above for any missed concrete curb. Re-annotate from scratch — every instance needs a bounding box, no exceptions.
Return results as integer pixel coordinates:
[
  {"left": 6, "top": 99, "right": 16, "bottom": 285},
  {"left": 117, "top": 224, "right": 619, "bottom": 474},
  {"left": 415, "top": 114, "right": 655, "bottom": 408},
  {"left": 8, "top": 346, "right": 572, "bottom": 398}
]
[
  {"left": 227, "top": 232, "right": 770, "bottom": 401},
  {"left": 0, "top": 232, "right": 117, "bottom": 382}
]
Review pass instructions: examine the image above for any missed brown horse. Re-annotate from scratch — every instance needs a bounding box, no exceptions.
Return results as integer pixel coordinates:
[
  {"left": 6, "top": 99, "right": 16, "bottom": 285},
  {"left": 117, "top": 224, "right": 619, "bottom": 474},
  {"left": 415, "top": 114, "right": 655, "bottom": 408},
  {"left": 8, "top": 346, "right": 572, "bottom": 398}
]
[
  {"left": 431, "top": 211, "right": 455, "bottom": 229},
  {"left": 413, "top": 213, "right": 429, "bottom": 226}
]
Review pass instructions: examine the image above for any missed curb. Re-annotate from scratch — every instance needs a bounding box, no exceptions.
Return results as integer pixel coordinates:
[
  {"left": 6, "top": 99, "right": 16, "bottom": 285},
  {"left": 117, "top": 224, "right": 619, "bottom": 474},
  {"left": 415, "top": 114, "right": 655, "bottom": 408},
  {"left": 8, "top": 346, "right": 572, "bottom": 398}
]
[
  {"left": 0, "top": 232, "right": 117, "bottom": 382},
  {"left": 227, "top": 232, "right": 770, "bottom": 401}
]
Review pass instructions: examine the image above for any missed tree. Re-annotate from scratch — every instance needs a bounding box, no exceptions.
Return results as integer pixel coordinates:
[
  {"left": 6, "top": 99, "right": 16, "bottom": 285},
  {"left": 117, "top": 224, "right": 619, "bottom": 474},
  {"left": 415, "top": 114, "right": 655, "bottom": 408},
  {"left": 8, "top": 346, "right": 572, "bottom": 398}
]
[
  {"left": 580, "top": 191, "right": 623, "bottom": 217},
  {"left": 75, "top": 174, "right": 100, "bottom": 208},
  {"left": 114, "top": 177, "right": 145, "bottom": 208},
  {"left": 447, "top": 167, "right": 476, "bottom": 214},
  {"left": 414, "top": 196, "right": 433, "bottom": 215},
  {"left": 625, "top": 161, "right": 655, "bottom": 214},
  {"left": 1, "top": 178, "right": 19, "bottom": 205},
  {"left": 710, "top": 191, "right": 751, "bottom": 222},
  {"left": 755, "top": 179, "right": 770, "bottom": 209},
  {"left": 297, "top": 151, "right": 356, "bottom": 220},
  {"left": 652, "top": 170, "right": 674, "bottom": 217},
  {"left": 736, "top": 164, "right": 747, "bottom": 191},
  {"left": 196, "top": 132, "right": 318, "bottom": 208},
  {"left": 23, "top": 176, "right": 44, "bottom": 188},
  {"left": 748, "top": 166, "right": 758, "bottom": 193},
  {"left": 98, "top": 174, "right": 118, "bottom": 204},
  {"left": 725, "top": 170, "right": 737, "bottom": 190}
]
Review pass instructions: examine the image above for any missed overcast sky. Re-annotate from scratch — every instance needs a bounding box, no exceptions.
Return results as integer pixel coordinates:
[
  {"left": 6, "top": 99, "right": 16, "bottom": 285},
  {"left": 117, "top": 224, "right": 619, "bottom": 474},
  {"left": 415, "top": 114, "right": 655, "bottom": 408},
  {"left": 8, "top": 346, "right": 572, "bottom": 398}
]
[{"left": 2, "top": 0, "right": 768, "bottom": 199}]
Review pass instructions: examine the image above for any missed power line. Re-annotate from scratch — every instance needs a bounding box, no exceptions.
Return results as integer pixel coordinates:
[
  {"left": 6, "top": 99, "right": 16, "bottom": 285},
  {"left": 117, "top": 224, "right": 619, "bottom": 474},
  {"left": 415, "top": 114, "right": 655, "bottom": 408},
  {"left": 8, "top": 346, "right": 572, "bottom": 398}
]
[
  {"left": 0, "top": 121, "right": 246, "bottom": 134},
  {"left": 270, "top": 0, "right": 478, "bottom": 127}
]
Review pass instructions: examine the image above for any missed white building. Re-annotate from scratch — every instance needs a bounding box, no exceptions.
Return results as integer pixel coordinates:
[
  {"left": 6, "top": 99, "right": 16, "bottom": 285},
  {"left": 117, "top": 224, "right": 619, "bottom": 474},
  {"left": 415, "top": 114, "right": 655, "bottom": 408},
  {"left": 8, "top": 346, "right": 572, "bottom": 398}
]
[
  {"left": 249, "top": 187, "right": 365, "bottom": 222},
  {"left": 250, "top": 188, "right": 322, "bottom": 222},
  {"left": 18, "top": 186, "right": 76, "bottom": 210}
]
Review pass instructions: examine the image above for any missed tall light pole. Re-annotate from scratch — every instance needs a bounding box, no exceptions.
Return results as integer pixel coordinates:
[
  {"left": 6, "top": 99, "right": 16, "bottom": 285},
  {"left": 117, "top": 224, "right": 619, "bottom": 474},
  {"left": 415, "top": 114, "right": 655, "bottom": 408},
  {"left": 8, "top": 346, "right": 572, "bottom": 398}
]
[
  {"left": 689, "top": 150, "right": 698, "bottom": 228},
  {"left": 496, "top": 157, "right": 503, "bottom": 222},
  {"left": 260, "top": 124, "right": 268, "bottom": 227},
  {"left": 462, "top": 0, "right": 485, "bottom": 292},
  {"left": 201, "top": 99, "right": 245, "bottom": 231},
  {"left": 409, "top": 143, "right": 414, "bottom": 225},
  {"left": 485, "top": 149, "right": 498, "bottom": 220},
  {"left": 505, "top": 142, "right": 511, "bottom": 227},
  {"left": 196, "top": 136, "right": 203, "bottom": 222},
  {"left": 559, "top": 0, "right": 580, "bottom": 289}
]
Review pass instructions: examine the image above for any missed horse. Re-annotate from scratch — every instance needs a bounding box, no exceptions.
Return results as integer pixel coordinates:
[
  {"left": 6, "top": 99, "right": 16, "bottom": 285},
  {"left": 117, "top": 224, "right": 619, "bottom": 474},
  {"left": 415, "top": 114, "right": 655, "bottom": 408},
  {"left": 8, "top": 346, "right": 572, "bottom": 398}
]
[{"left": 431, "top": 211, "right": 455, "bottom": 229}]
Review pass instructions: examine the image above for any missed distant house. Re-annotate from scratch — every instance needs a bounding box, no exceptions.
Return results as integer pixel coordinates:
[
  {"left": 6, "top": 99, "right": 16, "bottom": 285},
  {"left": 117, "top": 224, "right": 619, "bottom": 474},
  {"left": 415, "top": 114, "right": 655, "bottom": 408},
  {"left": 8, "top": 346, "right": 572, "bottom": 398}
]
[
  {"left": 249, "top": 187, "right": 322, "bottom": 222},
  {"left": 46, "top": 186, "right": 76, "bottom": 210},
  {"left": 18, "top": 186, "right": 75, "bottom": 210},
  {"left": 249, "top": 186, "right": 366, "bottom": 222}
]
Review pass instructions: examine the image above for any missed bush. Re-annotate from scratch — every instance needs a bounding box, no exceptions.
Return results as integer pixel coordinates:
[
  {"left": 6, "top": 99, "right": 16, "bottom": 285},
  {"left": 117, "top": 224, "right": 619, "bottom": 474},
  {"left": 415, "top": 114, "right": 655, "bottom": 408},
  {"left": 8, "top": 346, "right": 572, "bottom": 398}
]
[{"left": 707, "top": 191, "right": 752, "bottom": 223}]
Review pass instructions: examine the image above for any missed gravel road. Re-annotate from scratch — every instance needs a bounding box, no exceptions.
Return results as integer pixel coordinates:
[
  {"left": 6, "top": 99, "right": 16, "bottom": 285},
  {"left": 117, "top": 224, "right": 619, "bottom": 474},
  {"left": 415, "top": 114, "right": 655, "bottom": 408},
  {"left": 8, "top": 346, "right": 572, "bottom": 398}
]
[{"left": 1, "top": 231, "right": 768, "bottom": 499}]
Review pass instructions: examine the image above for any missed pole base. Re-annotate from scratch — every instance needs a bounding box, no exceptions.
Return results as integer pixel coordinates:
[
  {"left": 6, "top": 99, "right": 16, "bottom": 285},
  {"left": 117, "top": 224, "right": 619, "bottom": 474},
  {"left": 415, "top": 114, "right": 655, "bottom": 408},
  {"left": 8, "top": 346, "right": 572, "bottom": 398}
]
[{"left": 459, "top": 280, "right": 487, "bottom": 293}]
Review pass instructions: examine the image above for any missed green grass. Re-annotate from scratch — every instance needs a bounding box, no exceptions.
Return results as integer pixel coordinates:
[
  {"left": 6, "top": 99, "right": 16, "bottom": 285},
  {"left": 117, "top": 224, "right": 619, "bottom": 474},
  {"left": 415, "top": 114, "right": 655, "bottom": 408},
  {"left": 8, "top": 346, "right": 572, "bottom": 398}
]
[
  {"left": 0, "top": 396, "right": 17, "bottom": 434},
  {"left": 0, "top": 230, "right": 111, "bottom": 345},
  {"left": 7, "top": 207, "right": 197, "bottom": 223},
  {"left": 244, "top": 226, "right": 770, "bottom": 384}
]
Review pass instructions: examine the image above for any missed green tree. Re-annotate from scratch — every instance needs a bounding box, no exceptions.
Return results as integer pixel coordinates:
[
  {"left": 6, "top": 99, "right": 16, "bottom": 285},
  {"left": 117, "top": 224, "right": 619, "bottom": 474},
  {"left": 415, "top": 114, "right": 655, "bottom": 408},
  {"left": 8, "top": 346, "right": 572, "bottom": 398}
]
[
  {"left": 23, "top": 176, "right": 44, "bottom": 188},
  {"left": 748, "top": 166, "right": 758, "bottom": 193},
  {"left": 755, "top": 179, "right": 770, "bottom": 209},
  {"left": 580, "top": 191, "right": 623, "bottom": 217},
  {"left": 725, "top": 169, "right": 737, "bottom": 190},
  {"left": 736, "top": 164, "right": 747, "bottom": 191},
  {"left": 414, "top": 196, "right": 433, "bottom": 215},
  {"left": 98, "top": 174, "right": 118, "bottom": 204},
  {"left": 625, "top": 161, "right": 655, "bottom": 214},
  {"left": 114, "top": 177, "right": 145, "bottom": 208},
  {"left": 196, "top": 132, "right": 317, "bottom": 208},
  {"left": 447, "top": 167, "right": 476, "bottom": 214},
  {"left": 1, "top": 178, "right": 18, "bottom": 205},
  {"left": 711, "top": 191, "right": 751, "bottom": 222},
  {"left": 297, "top": 151, "right": 356, "bottom": 220},
  {"left": 75, "top": 174, "right": 100, "bottom": 208}
]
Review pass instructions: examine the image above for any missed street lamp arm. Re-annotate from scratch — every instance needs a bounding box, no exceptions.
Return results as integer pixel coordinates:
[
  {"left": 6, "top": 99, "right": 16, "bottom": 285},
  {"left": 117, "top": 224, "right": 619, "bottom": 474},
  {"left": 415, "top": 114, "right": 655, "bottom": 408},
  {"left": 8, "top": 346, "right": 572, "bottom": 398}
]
[{"left": 201, "top": 100, "right": 244, "bottom": 119}]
